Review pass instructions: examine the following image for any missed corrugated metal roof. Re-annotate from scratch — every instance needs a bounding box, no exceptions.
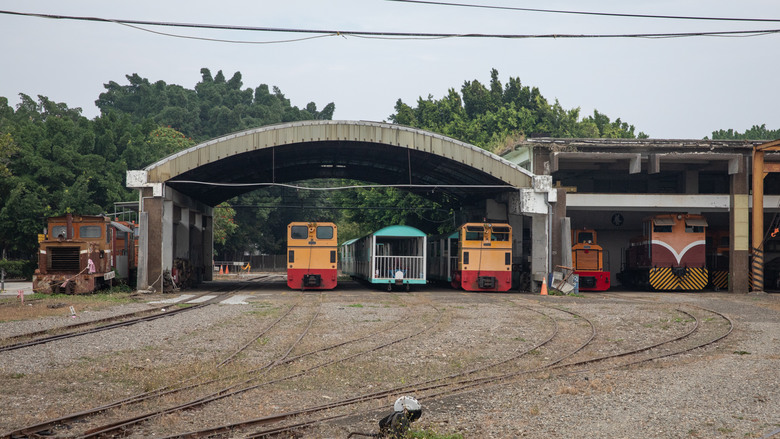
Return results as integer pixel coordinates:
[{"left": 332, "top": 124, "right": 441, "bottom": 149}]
[{"left": 137, "top": 120, "right": 533, "bottom": 207}]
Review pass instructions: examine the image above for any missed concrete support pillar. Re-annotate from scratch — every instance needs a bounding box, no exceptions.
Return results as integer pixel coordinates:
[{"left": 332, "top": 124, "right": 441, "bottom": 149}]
[
  {"left": 508, "top": 213, "right": 524, "bottom": 266},
  {"left": 560, "top": 217, "right": 572, "bottom": 271},
  {"left": 127, "top": 171, "right": 214, "bottom": 291},
  {"left": 203, "top": 215, "right": 213, "bottom": 281},
  {"left": 162, "top": 199, "right": 174, "bottom": 281},
  {"left": 138, "top": 188, "right": 163, "bottom": 290},
  {"left": 551, "top": 189, "right": 567, "bottom": 271},
  {"left": 174, "top": 207, "right": 191, "bottom": 260},
  {"left": 510, "top": 176, "right": 555, "bottom": 293},
  {"left": 730, "top": 160, "right": 750, "bottom": 293},
  {"left": 530, "top": 213, "right": 549, "bottom": 292}
]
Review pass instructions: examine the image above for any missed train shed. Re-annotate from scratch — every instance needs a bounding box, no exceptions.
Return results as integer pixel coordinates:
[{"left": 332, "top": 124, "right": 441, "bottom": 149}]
[{"left": 502, "top": 138, "right": 780, "bottom": 293}]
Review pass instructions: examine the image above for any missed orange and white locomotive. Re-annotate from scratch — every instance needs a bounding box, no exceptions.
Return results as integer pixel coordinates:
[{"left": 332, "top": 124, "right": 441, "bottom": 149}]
[{"left": 286, "top": 222, "right": 338, "bottom": 290}]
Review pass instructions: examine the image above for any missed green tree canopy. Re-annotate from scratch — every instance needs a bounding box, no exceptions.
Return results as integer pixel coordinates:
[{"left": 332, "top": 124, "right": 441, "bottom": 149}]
[
  {"left": 390, "top": 69, "right": 646, "bottom": 152},
  {"left": 96, "top": 68, "right": 335, "bottom": 142},
  {"left": 709, "top": 124, "right": 780, "bottom": 140}
]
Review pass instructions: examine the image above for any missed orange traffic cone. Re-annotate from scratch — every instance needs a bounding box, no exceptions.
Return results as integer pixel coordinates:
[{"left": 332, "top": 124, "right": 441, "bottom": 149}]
[
  {"left": 225, "top": 265, "right": 229, "bottom": 275},
  {"left": 540, "top": 276, "right": 548, "bottom": 295},
  {"left": 219, "top": 266, "right": 224, "bottom": 275}
]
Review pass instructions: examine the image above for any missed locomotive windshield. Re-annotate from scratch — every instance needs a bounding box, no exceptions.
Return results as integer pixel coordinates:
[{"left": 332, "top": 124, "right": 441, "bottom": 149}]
[
  {"left": 51, "top": 225, "right": 72, "bottom": 238},
  {"left": 491, "top": 227, "right": 510, "bottom": 241},
  {"left": 290, "top": 225, "right": 308, "bottom": 240},
  {"left": 577, "top": 232, "right": 594, "bottom": 243},
  {"left": 316, "top": 226, "right": 334, "bottom": 240},
  {"left": 465, "top": 226, "right": 484, "bottom": 241},
  {"left": 80, "top": 226, "right": 102, "bottom": 239}
]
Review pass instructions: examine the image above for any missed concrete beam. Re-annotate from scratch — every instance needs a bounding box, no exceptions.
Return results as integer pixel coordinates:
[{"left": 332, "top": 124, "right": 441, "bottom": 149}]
[
  {"left": 648, "top": 153, "right": 743, "bottom": 175},
  {"left": 567, "top": 194, "right": 731, "bottom": 211},
  {"left": 550, "top": 152, "right": 642, "bottom": 174}
]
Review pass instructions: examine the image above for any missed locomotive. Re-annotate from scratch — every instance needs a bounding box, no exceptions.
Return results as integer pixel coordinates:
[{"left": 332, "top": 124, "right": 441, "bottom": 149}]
[
  {"left": 571, "top": 228, "right": 610, "bottom": 291},
  {"left": 33, "top": 213, "right": 138, "bottom": 294},
  {"left": 428, "top": 222, "right": 512, "bottom": 292},
  {"left": 286, "top": 222, "right": 338, "bottom": 290},
  {"left": 619, "top": 213, "right": 709, "bottom": 291}
]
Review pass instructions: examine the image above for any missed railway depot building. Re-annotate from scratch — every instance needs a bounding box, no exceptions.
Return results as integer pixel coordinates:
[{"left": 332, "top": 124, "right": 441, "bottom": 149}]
[
  {"left": 126, "top": 121, "right": 779, "bottom": 295},
  {"left": 502, "top": 137, "right": 780, "bottom": 293}
]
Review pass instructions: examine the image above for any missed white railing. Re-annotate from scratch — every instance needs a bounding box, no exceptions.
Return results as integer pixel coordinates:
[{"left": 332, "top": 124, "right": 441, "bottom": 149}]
[{"left": 374, "top": 255, "right": 425, "bottom": 280}]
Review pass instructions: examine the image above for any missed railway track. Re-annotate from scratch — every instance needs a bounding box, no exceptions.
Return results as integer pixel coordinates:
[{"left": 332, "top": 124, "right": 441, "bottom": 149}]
[
  {"left": 164, "top": 298, "right": 733, "bottom": 439},
  {"left": 2, "top": 292, "right": 433, "bottom": 439},
  {"left": 0, "top": 275, "right": 281, "bottom": 353},
  {"left": 1, "top": 290, "right": 737, "bottom": 439},
  {"left": 132, "top": 300, "right": 593, "bottom": 438}
]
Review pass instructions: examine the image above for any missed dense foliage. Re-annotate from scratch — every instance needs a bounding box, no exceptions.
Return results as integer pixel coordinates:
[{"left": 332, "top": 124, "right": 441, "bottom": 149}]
[
  {"left": 96, "top": 68, "right": 335, "bottom": 142},
  {"left": 709, "top": 124, "right": 780, "bottom": 141},
  {"left": 390, "top": 69, "right": 646, "bottom": 152}
]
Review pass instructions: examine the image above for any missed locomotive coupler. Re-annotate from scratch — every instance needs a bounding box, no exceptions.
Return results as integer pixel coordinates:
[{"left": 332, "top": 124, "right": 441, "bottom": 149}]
[{"left": 302, "top": 274, "right": 322, "bottom": 287}]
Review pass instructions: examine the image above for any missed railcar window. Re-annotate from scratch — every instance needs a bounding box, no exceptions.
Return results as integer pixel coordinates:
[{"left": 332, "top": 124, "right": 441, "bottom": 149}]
[
  {"left": 685, "top": 225, "right": 705, "bottom": 233},
  {"left": 465, "top": 226, "right": 484, "bottom": 241},
  {"left": 491, "top": 226, "right": 510, "bottom": 241},
  {"left": 491, "top": 232, "right": 510, "bottom": 241},
  {"left": 80, "top": 226, "right": 102, "bottom": 238},
  {"left": 290, "top": 226, "right": 308, "bottom": 240},
  {"left": 577, "top": 232, "right": 594, "bottom": 243},
  {"left": 653, "top": 225, "right": 673, "bottom": 233},
  {"left": 51, "top": 226, "right": 72, "bottom": 238},
  {"left": 316, "top": 226, "right": 334, "bottom": 240}
]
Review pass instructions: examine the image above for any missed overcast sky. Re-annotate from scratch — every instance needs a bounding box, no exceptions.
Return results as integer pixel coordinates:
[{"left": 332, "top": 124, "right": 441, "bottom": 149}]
[{"left": 1, "top": 1, "right": 778, "bottom": 139}]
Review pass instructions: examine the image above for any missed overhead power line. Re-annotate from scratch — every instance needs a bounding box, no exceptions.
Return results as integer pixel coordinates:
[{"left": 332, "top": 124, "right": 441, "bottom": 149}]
[
  {"left": 387, "top": 0, "right": 780, "bottom": 23},
  {"left": 1, "top": 9, "right": 779, "bottom": 43},
  {"left": 171, "top": 181, "right": 519, "bottom": 190}
]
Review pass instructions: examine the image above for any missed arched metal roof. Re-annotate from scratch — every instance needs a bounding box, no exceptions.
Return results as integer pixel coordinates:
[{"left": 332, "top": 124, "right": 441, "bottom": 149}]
[{"left": 142, "top": 120, "right": 533, "bottom": 206}]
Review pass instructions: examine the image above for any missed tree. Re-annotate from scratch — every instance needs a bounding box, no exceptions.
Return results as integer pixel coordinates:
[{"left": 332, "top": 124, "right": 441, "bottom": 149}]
[
  {"left": 709, "top": 124, "right": 780, "bottom": 140},
  {"left": 213, "top": 202, "right": 238, "bottom": 251},
  {"left": 96, "top": 68, "right": 335, "bottom": 142},
  {"left": 390, "top": 69, "right": 644, "bottom": 149}
]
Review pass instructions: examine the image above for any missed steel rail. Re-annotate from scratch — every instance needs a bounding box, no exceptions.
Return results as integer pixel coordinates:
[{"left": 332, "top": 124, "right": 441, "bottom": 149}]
[
  {"left": 3, "top": 292, "right": 413, "bottom": 439},
  {"left": 0, "top": 286, "right": 252, "bottom": 439},
  {"left": 80, "top": 301, "right": 444, "bottom": 439},
  {"left": 244, "top": 304, "right": 733, "bottom": 439},
  {"left": 160, "top": 304, "right": 566, "bottom": 438},
  {"left": 0, "top": 282, "right": 250, "bottom": 351}
]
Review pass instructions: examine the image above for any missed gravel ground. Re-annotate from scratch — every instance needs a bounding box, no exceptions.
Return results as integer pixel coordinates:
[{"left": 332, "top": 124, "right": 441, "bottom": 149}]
[{"left": 0, "top": 280, "right": 778, "bottom": 439}]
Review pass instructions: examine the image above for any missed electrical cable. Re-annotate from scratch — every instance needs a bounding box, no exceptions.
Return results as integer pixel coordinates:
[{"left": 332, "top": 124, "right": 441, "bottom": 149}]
[
  {"left": 387, "top": 0, "right": 780, "bottom": 23},
  {"left": 170, "top": 181, "right": 517, "bottom": 190},
  {"left": 1, "top": 9, "right": 779, "bottom": 41}
]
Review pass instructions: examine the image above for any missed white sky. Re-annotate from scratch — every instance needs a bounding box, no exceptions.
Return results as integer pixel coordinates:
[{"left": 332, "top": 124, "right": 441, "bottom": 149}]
[{"left": 1, "top": 1, "right": 778, "bottom": 139}]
